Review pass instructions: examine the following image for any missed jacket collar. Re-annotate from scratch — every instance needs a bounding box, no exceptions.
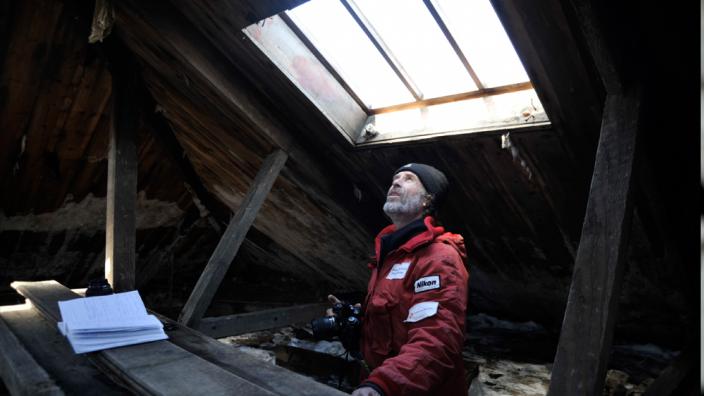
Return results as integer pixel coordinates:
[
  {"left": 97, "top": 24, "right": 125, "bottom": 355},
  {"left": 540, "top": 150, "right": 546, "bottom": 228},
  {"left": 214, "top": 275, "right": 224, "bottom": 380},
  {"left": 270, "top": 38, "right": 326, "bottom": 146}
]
[{"left": 374, "top": 216, "right": 445, "bottom": 266}]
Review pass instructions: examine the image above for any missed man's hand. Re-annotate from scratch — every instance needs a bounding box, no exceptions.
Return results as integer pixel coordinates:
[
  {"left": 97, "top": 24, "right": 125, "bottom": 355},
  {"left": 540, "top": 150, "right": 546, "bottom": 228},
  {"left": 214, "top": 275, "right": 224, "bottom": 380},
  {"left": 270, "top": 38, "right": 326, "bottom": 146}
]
[
  {"left": 325, "top": 294, "right": 341, "bottom": 316},
  {"left": 351, "top": 386, "right": 381, "bottom": 396},
  {"left": 325, "top": 294, "right": 361, "bottom": 316}
]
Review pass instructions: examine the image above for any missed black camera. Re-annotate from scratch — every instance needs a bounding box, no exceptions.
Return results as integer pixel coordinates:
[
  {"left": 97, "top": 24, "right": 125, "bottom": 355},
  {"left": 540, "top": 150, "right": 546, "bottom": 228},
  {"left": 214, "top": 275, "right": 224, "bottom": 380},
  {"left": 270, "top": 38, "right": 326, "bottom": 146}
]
[
  {"left": 311, "top": 302, "right": 362, "bottom": 354},
  {"left": 86, "top": 278, "right": 113, "bottom": 297}
]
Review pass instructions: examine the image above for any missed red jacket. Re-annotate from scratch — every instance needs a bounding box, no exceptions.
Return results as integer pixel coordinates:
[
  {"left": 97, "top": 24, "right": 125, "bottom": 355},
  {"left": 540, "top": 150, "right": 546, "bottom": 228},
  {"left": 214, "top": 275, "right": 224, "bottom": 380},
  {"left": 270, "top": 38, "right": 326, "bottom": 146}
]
[{"left": 361, "top": 216, "right": 469, "bottom": 396}]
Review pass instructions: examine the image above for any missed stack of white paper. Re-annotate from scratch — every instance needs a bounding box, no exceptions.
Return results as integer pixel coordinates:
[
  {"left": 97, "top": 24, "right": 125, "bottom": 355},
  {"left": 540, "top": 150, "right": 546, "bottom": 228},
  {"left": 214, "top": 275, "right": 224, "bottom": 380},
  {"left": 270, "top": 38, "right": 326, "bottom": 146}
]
[{"left": 57, "top": 290, "right": 168, "bottom": 354}]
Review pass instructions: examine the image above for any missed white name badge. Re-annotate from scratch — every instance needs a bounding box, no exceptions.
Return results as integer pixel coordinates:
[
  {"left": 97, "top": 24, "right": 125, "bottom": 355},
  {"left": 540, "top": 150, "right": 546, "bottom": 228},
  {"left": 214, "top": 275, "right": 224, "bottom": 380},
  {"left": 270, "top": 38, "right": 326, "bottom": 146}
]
[
  {"left": 404, "top": 301, "right": 439, "bottom": 323},
  {"left": 386, "top": 262, "right": 411, "bottom": 279}
]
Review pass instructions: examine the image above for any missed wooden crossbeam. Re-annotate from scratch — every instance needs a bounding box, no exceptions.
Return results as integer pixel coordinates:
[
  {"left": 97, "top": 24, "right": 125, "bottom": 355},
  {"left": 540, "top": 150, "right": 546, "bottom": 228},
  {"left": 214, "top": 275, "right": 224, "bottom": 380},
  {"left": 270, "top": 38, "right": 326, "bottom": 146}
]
[
  {"left": 178, "top": 150, "right": 288, "bottom": 327},
  {"left": 197, "top": 303, "right": 327, "bottom": 338},
  {"left": 0, "top": 314, "right": 64, "bottom": 396},
  {"left": 547, "top": 90, "right": 640, "bottom": 396}
]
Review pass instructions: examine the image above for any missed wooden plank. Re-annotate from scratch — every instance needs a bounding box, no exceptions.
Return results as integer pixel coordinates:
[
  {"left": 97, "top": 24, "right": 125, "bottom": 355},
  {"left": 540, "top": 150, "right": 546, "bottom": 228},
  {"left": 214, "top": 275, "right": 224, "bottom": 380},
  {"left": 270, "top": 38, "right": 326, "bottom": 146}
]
[
  {"left": 105, "top": 51, "right": 139, "bottom": 292},
  {"left": 154, "top": 313, "right": 349, "bottom": 396},
  {"left": 0, "top": 312, "right": 63, "bottom": 396},
  {"left": 90, "top": 341, "right": 276, "bottom": 396},
  {"left": 197, "top": 303, "right": 327, "bottom": 338},
  {"left": 178, "top": 149, "right": 288, "bottom": 327},
  {"left": 11, "top": 281, "right": 277, "bottom": 396},
  {"left": 14, "top": 280, "right": 346, "bottom": 396},
  {"left": 1, "top": 305, "right": 124, "bottom": 395},
  {"left": 547, "top": 91, "right": 640, "bottom": 396}
]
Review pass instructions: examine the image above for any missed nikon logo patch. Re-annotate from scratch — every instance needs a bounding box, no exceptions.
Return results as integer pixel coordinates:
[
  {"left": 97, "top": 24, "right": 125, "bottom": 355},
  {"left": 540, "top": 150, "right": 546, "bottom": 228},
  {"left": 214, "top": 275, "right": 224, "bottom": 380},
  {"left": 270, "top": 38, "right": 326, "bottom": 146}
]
[{"left": 414, "top": 275, "right": 440, "bottom": 293}]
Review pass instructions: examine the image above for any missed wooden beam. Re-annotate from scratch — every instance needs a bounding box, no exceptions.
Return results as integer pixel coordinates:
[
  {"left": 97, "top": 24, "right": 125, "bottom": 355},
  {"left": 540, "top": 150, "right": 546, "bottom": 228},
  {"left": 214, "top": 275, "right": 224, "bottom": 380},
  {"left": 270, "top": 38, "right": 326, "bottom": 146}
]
[
  {"left": 178, "top": 150, "right": 288, "bottom": 328},
  {"left": 566, "top": 0, "right": 624, "bottom": 93},
  {"left": 547, "top": 90, "right": 640, "bottom": 396},
  {"left": 0, "top": 314, "right": 64, "bottom": 396},
  {"left": 197, "top": 303, "right": 326, "bottom": 338},
  {"left": 1, "top": 306, "right": 126, "bottom": 395},
  {"left": 11, "top": 281, "right": 278, "bottom": 396},
  {"left": 105, "top": 49, "right": 140, "bottom": 292},
  {"left": 154, "top": 311, "right": 348, "bottom": 396},
  {"left": 13, "top": 281, "right": 347, "bottom": 396}
]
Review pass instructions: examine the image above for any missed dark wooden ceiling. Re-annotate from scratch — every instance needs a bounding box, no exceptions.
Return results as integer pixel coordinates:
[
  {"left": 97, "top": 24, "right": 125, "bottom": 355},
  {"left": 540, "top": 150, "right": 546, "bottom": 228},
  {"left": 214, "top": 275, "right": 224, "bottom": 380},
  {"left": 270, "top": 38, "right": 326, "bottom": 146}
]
[{"left": 0, "top": 0, "right": 697, "bottom": 344}]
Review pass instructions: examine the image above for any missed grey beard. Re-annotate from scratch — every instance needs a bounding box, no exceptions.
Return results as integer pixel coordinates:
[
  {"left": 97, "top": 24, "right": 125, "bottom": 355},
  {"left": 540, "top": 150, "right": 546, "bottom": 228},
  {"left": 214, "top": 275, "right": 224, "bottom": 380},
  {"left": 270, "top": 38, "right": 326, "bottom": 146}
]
[{"left": 383, "top": 193, "right": 424, "bottom": 217}]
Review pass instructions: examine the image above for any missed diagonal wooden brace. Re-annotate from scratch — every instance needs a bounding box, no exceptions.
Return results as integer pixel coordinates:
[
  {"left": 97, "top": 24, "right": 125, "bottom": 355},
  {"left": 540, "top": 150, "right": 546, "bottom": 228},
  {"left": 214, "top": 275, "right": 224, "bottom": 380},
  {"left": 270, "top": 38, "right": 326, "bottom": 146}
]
[{"left": 178, "top": 149, "right": 288, "bottom": 328}]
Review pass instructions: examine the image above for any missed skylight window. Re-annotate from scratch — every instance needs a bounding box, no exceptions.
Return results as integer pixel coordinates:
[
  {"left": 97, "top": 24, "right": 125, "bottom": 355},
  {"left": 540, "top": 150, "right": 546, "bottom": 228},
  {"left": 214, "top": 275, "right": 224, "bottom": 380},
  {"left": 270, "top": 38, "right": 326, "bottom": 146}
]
[
  {"left": 287, "top": 0, "right": 414, "bottom": 108},
  {"left": 244, "top": 0, "right": 550, "bottom": 146},
  {"left": 434, "top": 0, "right": 529, "bottom": 87},
  {"left": 351, "top": 0, "right": 477, "bottom": 98}
]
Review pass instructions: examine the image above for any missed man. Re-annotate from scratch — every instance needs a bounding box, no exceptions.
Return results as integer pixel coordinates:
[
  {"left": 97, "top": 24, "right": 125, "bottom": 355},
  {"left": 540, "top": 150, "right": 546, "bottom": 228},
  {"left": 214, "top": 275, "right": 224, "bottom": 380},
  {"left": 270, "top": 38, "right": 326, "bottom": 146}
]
[{"left": 351, "top": 163, "right": 469, "bottom": 396}]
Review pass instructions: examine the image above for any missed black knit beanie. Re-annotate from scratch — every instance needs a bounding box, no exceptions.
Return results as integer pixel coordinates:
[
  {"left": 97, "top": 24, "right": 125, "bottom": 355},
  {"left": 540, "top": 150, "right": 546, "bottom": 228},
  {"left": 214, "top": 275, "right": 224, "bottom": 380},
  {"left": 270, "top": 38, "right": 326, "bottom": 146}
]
[{"left": 394, "top": 163, "right": 449, "bottom": 208}]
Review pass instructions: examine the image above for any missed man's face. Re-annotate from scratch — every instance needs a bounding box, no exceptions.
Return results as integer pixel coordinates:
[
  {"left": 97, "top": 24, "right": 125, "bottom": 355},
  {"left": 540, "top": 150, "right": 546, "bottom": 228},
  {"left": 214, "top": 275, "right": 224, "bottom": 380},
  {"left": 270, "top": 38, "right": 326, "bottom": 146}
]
[{"left": 383, "top": 171, "right": 428, "bottom": 218}]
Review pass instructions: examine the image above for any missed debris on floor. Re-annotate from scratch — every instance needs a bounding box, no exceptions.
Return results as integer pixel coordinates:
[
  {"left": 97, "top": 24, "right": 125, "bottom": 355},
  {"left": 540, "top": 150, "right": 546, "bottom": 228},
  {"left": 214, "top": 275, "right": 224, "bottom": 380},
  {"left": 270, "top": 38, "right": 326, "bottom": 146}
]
[{"left": 216, "top": 314, "right": 679, "bottom": 395}]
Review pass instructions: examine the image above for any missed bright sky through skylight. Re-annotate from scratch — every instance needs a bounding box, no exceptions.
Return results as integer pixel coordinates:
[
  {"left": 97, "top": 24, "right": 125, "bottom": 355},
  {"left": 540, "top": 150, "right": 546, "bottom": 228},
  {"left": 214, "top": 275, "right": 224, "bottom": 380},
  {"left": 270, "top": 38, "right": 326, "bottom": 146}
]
[
  {"left": 433, "top": 0, "right": 528, "bottom": 87},
  {"left": 288, "top": 0, "right": 414, "bottom": 108},
  {"left": 354, "top": 0, "right": 477, "bottom": 98},
  {"left": 287, "top": 0, "right": 531, "bottom": 110}
]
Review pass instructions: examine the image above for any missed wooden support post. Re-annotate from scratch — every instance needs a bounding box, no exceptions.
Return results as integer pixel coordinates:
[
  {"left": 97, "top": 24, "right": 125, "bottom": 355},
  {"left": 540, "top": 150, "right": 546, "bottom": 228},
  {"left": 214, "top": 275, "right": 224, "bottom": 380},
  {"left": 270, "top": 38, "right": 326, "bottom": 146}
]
[
  {"left": 178, "top": 150, "right": 288, "bottom": 327},
  {"left": 547, "top": 91, "right": 640, "bottom": 396},
  {"left": 196, "top": 303, "right": 327, "bottom": 338},
  {"left": 105, "top": 60, "right": 139, "bottom": 292}
]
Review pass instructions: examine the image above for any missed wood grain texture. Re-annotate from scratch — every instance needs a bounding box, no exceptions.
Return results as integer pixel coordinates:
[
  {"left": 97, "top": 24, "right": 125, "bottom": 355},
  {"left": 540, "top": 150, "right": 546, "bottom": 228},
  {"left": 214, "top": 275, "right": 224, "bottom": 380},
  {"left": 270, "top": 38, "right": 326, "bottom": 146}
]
[
  {"left": 0, "top": 313, "right": 63, "bottom": 396},
  {"left": 1, "top": 306, "right": 124, "bottom": 395},
  {"left": 547, "top": 91, "right": 640, "bottom": 396},
  {"left": 178, "top": 150, "right": 288, "bottom": 327},
  {"left": 105, "top": 55, "right": 139, "bottom": 292},
  {"left": 154, "top": 312, "right": 349, "bottom": 396}
]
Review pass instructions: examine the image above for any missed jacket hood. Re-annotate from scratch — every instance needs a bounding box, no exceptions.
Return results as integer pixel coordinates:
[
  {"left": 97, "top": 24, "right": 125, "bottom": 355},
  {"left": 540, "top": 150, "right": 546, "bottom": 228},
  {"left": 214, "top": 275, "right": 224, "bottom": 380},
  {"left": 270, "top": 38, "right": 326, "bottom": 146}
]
[{"left": 374, "top": 216, "right": 467, "bottom": 265}]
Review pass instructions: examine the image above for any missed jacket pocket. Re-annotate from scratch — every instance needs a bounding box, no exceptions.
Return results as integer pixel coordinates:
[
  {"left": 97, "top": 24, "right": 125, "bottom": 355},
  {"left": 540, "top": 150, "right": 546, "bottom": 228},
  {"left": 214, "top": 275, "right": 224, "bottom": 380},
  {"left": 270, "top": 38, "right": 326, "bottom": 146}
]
[{"left": 365, "top": 294, "right": 398, "bottom": 356}]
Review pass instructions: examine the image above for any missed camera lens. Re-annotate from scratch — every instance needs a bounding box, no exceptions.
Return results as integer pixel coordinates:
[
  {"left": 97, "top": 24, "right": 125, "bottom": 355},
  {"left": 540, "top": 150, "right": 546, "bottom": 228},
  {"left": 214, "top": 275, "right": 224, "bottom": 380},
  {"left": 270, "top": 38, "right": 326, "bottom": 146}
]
[{"left": 311, "top": 316, "right": 338, "bottom": 340}]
